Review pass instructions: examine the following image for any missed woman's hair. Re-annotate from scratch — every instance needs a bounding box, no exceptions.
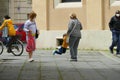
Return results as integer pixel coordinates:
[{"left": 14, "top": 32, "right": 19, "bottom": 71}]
[
  {"left": 70, "top": 13, "right": 77, "bottom": 19},
  {"left": 63, "top": 33, "right": 67, "bottom": 37},
  {"left": 29, "top": 11, "right": 37, "bottom": 21},
  {"left": 4, "top": 15, "right": 10, "bottom": 19}
]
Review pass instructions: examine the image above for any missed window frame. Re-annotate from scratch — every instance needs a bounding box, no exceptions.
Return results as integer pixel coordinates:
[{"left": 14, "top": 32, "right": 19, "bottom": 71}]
[
  {"left": 54, "top": 0, "right": 82, "bottom": 9},
  {"left": 110, "top": 0, "right": 120, "bottom": 6}
]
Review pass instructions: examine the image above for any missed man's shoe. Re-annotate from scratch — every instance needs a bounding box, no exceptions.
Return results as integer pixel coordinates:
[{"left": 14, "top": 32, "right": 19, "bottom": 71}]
[
  {"left": 116, "top": 53, "right": 120, "bottom": 55},
  {"left": 109, "top": 47, "right": 113, "bottom": 54}
]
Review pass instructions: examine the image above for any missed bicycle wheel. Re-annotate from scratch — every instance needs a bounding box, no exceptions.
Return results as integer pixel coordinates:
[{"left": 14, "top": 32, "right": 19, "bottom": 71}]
[
  {"left": 10, "top": 40, "right": 24, "bottom": 56},
  {"left": 0, "top": 41, "right": 4, "bottom": 55}
]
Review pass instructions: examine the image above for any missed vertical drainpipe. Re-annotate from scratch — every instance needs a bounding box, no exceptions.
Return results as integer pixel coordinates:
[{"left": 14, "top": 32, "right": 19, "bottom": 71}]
[
  {"left": 46, "top": 0, "right": 49, "bottom": 30},
  {"left": 101, "top": 0, "right": 105, "bottom": 30}
]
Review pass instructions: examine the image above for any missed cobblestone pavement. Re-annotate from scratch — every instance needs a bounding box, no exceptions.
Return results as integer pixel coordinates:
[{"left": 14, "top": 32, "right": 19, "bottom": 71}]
[{"left": 0, "top": 50, "right": 120, "bottom": 80}]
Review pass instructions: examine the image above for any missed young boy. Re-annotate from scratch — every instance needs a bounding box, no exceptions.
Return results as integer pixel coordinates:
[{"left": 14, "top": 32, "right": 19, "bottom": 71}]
[{"left": 53, "top": 33, "right": 68, "bottom": 55}]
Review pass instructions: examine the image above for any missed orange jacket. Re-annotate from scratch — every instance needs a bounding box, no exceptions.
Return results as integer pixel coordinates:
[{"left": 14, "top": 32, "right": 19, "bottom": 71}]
[
  {"left": 62, "top": 35, "right": 68, "bottom": 48},
  {"left": 0, "top": 19, "right": 16, "bottom": 36}
]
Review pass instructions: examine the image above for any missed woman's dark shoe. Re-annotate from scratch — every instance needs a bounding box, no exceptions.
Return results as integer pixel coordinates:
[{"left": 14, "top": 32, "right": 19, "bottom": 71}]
[
  {"left": 7, "top": 49, "right": 12, "bottom": 53},
  {"left": 70, "top": 59, "right": 77, "bottom": 62}
]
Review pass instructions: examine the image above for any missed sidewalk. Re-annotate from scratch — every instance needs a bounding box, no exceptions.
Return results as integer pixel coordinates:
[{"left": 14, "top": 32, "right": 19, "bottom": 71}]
[{"left": 0, "top": 50, "right": 120, "bottom": 80}]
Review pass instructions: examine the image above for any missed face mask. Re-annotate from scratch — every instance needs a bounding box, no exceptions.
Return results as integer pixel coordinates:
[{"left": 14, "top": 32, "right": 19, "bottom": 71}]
[{"left": 116, "top": 14, "right": 120, "bottom": 17}]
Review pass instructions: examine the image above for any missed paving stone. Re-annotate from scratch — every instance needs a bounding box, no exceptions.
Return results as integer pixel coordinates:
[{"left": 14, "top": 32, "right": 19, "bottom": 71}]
[
  {"left": 0, "top": 50, "right": 120, "bottom": 80},
  {"left": 41, "top": 71, "right": 59, "bottom": 80},
  {"left": 61, "top": 71, "right": 84, "bottom": 80},
  {"left": 78, "top": 69, "right": 106, "bottom": 80}
]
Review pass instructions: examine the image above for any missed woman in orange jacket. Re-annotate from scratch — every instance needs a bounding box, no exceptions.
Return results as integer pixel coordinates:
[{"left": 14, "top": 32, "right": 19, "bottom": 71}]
[{"left": 0, "top": 15, "right": 16, "bottom": 52}]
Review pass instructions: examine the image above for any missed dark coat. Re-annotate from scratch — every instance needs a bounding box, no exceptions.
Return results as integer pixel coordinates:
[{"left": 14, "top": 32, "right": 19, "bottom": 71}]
[
  {"left": 109, "top": 16, "right": 120, "bottom": 31},
  {"left": 67, "top": 19, "right": 82, "bottom": 38}
]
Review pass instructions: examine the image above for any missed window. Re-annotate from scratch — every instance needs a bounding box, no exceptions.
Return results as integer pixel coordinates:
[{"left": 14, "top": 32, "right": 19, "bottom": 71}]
[
  {"left": 62, "top": 0, "right": 81, "bottom": 3},
  {"left": 27, "top": 0, "right": 32, "bottom": 4},
  {"left": 110, "top": 0, "right": 120, "bottom": 4},
  {"left": 54, "top": 0, "right": 82, "bottom": 8},
  {"left": 110, "top": 0, "right": 120, "bottom": 6}
]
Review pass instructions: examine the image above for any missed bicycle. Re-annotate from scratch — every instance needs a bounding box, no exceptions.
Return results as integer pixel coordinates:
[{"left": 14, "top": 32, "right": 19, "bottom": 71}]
[{"left": 0, "top": 35, "right": 24, "bottom": 56}]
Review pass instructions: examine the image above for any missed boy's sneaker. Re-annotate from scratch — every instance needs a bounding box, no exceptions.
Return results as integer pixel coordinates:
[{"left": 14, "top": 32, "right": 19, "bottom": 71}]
[
  {"left": 52, "top": 50, "right": 62, "bottom": 55},
  {"left": 52, "top": 50, "right": 56, "bottom": 55},
  {"left": 28, "top": 58, "right": 34, "bottom": 62}
]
